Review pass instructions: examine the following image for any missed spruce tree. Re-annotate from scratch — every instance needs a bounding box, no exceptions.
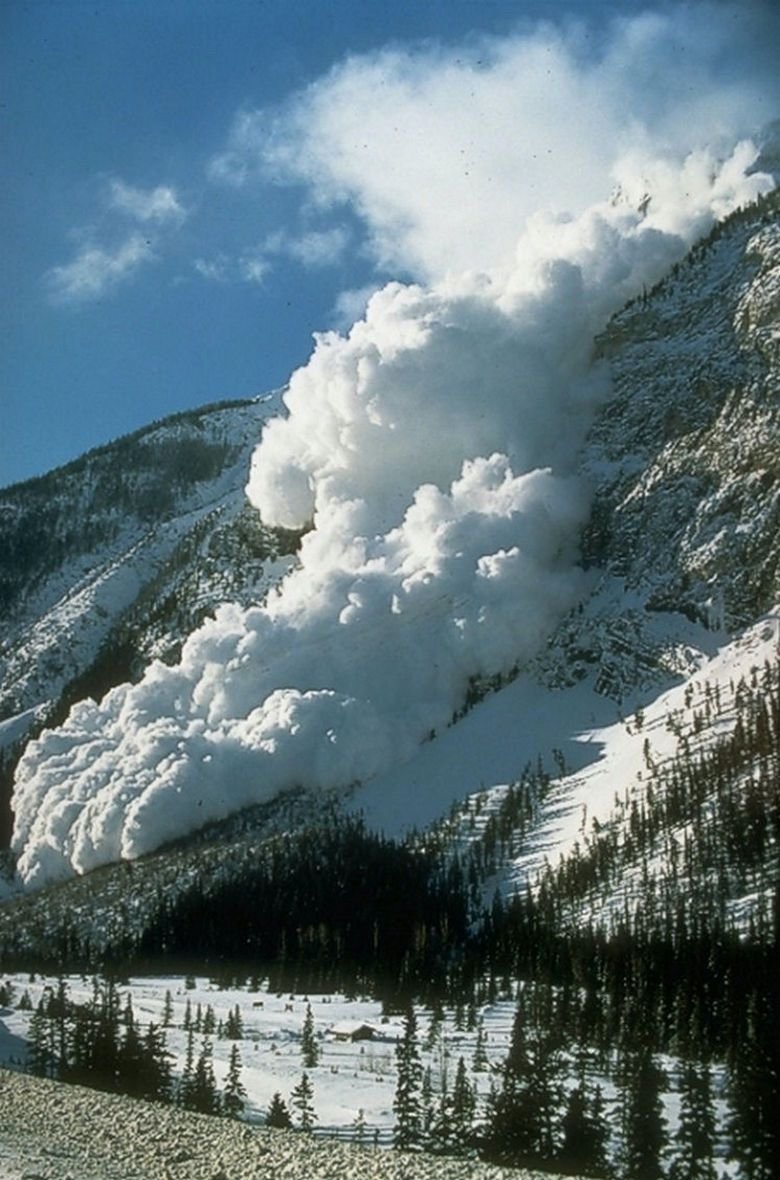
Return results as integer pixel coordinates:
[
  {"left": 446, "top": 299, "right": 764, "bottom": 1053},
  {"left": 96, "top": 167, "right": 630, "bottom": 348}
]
[
  {"left": 670, "top": 1062, "right": 716, "bottom": 1180},
  {"left": 222, "top": 1043, "right": 246, "bottom": 1119},
  {"left": 291, "top": 1071, "right": 317, "bottom": 1132},
  {"left": 622, "top": 1049, "right": 668, "bottom": 1180},
  {"left": 192, "top": 1038, "right": 219, "bottom": 1115},
  {"left": 393, "top": 1007, "right": 423, "bottom": 1149},
  {"left": 437, "top": 1056, "right": 475, "bottom": 1155},
  {"left": 267, "top": 1091, "right": 292, "bottom": 1129},
  {"left": 558, "top": 1083, "right": 610, "bottom": 1178},
  {"left": 27, "top": 1003, "right": 53, "bottom": 1078},
  {"left": 301, "top": 1002, "right": 319, "bottom": 1068}
]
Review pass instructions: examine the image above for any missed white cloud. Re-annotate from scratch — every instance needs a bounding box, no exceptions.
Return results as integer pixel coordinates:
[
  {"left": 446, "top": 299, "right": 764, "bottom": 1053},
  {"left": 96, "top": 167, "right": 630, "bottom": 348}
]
[
  {"left": 239, "top": 250, "right": 271, "bottom": 285},
  {"left": 193, "top": 254, "right": 231, "bottom": 282},
  {"left": 108, "top": 179, "right": 186, "bottom": 224},
  {"left": 45, "top": 233, "right": 154, "bottom": 303},
  {"left": 279, "top": 226, "right": 350, "bottom": 267},
  {"left": 212, "top": 3, "right": 778, "bottom": 280}
]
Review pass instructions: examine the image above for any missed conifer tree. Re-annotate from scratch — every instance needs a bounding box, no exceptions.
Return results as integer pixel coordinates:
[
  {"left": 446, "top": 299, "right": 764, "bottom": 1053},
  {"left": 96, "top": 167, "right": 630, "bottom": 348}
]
[
  {"left": 670, "top": 1062, "right": 716, "bottom": 1180},
  {"left": 222, "top": 1043, "right": 246, "bottom": 1119},
  {"left": 192, "top": 1038, "right": 219, "bottom": 1115},
  {"left": 558, "top": 1083, "right": 610, "bottom": 1178},
  {"left": 225, "top": 1004, "right": 243, "bottom": 1040},
  {"left": 726, "top": 993, "right": 777, "bottom": 1180},
  {"left": 433, "top": 1056, "right": 475, "bottom": 1155},
  {"left": 266, "top": 1091, "right": 292, "bottom": 1129},
  {"left": 142, "top": 1023, "right": 172, "bottom": 1103},
  {"left": 162, "top": 989, "right": 173, "bottom": 1029},
  {"left": 473, "top": 1018, "right": 489, "bottom": 1072},
  {"left": 179, "top": 1028, "right": 196, "bottom": 1108},
  {"left": 393, "top": 1007, "right": 423, "bottom": 1149},
  {"left": 622, "top": 1050, "right": 668, "bottom": 1180},
  {"left": 301, "top": 1002, "right": 319, "bottom": 1068},
  {"left": 291, "top": 1071, "right": 317, "bottom": 1132},
  {"left": 27, "top": 1003, "right": 53, "bottom": 1078}
]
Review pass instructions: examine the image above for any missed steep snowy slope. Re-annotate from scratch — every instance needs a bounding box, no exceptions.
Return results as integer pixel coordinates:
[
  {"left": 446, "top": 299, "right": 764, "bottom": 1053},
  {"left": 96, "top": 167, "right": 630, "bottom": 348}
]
[
  {"left": 0, "top": 393, "right": 298, "bottom": 842},
  {"left": 0, "top": 192, "right": 775, "bottom": 937}
]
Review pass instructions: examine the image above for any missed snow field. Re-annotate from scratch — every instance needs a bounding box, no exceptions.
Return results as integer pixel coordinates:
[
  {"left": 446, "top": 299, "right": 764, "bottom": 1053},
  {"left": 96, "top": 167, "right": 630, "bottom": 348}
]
[{"left": 0, "top": 971, "right": 731, "bottom": 1166}]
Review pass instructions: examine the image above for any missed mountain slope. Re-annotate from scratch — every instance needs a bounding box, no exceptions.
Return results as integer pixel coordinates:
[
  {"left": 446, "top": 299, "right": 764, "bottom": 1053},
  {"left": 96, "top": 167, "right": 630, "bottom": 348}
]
[
  {"left": 0, "top": 190, "right": 776, "bottom": 935},
  {"left": 0, "top": 392, "right": 299, "bottom": 842}
]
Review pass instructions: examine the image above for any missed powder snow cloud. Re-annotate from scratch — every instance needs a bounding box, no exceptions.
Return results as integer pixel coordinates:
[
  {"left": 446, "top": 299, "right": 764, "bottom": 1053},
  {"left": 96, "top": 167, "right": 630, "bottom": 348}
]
[{"left": 14, "top": 6, "right": 777, "bottom": 886}]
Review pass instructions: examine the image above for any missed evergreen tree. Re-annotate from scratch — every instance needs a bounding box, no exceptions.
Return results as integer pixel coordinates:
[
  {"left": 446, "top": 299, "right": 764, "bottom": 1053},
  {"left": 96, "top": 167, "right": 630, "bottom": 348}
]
[
  {"left": 142, "top": 1023, "right": 172, "bottom": 1103},
  {"left": 487, "top": 1027, "right": 563, "bottom": 1168},
  {"left": 179, "top": 1028, "right": 196, "bottom": 1108},
  {"left": 192, "top": 1038, "right": 220, "bottom": 1115},
  {"left": 162, "top": 989, "right": 173, "bottom": 1029},
  {"left": 393, "top": 1007, "right": 423, "bottom": 1149},
  {"left": 225, "top": 1004, "right": 243, "bottom": 1040},
  {"left": 670, "top": 1062, "right": 716, "bottom": 1180},
  {"left": 301, "top": 1002, "right": 319, "bottom": 1068},
  {"left": 622, "top": 1050, "right": 668, "bottom": 1180},
  {"left": 222, "top": 1043, "right": 246, "bottom": 1119},
  {"left": 27, "top": 1003, "right": 53, "bottom": 1078},
  {"left": 558, "top": 1083, "right": 610, "bottom": 1178},
  {"left": 726, "top": 992, "right": 778, "bottom": 1180},
  {"left": 291, "top": 1071, "right": 317, "bottom": 1132},
  {"left": 432, "top": 1056, "right": 475, "bottom": 1155},
  {"left": 267, "top": 1091, "right": 292, "bottom": 1129},
  {"left": 472, "top": 1018, "right": 489, "bottom": 1072}
]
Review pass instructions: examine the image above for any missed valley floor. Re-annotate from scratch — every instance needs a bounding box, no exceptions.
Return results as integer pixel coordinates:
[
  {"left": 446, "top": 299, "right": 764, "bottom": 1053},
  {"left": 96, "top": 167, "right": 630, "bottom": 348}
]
[{"left": 0, "top": 1069, "right": 558, "bottom": 1180}]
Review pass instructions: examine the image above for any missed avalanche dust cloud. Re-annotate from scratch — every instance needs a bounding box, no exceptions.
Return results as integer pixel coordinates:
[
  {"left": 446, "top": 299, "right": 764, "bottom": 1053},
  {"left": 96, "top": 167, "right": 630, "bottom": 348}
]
[{"left": 11, "top": 10, "right": 776, "bottom": 887}]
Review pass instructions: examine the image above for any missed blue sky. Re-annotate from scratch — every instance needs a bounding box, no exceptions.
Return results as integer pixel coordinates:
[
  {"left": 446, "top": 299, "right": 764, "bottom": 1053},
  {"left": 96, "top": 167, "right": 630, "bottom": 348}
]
[{"left": 2, "top": 0, "right": 776, "bottom": 487}]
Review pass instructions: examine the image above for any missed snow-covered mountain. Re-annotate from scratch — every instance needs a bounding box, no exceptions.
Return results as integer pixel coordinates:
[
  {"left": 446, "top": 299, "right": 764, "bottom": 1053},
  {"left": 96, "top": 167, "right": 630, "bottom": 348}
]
[
  {"left": 0, "top": 187, "right": 777, "bottom": 930},
  {"left": 0, "top": 392, "right": 299, "bottom": 843}
]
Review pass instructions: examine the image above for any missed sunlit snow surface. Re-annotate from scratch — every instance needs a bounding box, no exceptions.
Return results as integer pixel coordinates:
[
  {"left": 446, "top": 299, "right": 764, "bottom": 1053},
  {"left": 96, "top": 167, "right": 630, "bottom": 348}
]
[{"left": 11, "top": 144, "right": 773, "bottom": 887}]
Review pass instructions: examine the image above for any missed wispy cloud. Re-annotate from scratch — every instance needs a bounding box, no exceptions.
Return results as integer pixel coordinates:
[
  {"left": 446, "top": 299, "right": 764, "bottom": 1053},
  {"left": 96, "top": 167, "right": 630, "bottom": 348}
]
[
  {"left": 108, "top": 179, "right": 186, "bottom": 224},
  {"left": 193, "top": 254, "right": 232, "bottom": 283},
  {"left": 266, "top": 226, "right": 350, "bottom": 268},
  {"left": 239, "top": 250, "right": 271, "bottom": 285},
  {"left": 46, "top": 176, "right": 186, "bottom": 305},
  {"left": 45, "top": 233, "right": 154, "bottom": 304},
  {"left": 192, "top": 226, "right": 349, "bottom": 289}
]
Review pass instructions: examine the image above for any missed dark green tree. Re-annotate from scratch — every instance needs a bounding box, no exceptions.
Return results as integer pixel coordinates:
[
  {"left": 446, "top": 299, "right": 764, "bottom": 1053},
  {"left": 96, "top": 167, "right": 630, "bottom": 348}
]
[
  {"left": 558, "top": 1083, "right": 610, "bottom": 1178},
  {"left": 622, "top": 1050, "right": 667, "bottom": 1180},
  {"left": 393, "top": 1007, "right": 423, "bottom": 1149},
  {"left": 670, "top": 1062, "right": 716, "bottom": 1180},
  {"left": 291, "top": 1071, "right": 317, "bottom": 1132},
  {"left": 266, "top": 1091, "right": 292, "bottom": 1129},
  {"left": 222, "top": 1043, "right": 246, "bottom": 1119},
  {"left": 301, "top": 1002, "right": 319, "bottom": 1068}
]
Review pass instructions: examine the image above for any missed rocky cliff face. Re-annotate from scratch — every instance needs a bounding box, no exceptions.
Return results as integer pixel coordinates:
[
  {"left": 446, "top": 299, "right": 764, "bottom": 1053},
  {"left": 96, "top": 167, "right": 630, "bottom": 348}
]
[{"left": 585, "top": 190, "right": 779, "bottom": 628}]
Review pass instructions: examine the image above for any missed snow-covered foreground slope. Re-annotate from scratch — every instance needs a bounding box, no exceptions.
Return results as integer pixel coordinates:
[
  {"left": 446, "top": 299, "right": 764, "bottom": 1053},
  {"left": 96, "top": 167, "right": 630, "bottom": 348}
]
[
  {"left": 0, "top": 972, "right": 732, "bottom": 1175},
  {"left": 0, "top": 1069, "right": 550, "bottom": 1180}
]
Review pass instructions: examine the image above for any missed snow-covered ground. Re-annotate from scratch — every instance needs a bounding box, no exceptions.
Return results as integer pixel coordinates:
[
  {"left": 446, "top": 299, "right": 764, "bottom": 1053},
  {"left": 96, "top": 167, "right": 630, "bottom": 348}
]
[
  {"left": 0, "top": 971, "right": 732, "bottom": 1170},
  {"left": 0, "top": 973, "right": 513, "bottom": 1140},
  {"left": 0, "top": 1068, "right": 545, "bottom": 1180}
]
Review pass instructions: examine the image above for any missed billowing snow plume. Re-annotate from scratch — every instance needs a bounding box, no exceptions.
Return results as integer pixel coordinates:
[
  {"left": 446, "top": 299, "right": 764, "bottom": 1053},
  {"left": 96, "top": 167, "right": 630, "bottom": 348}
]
[{"left": 12, "top": 13, "right": 776, "bottom": 887}]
